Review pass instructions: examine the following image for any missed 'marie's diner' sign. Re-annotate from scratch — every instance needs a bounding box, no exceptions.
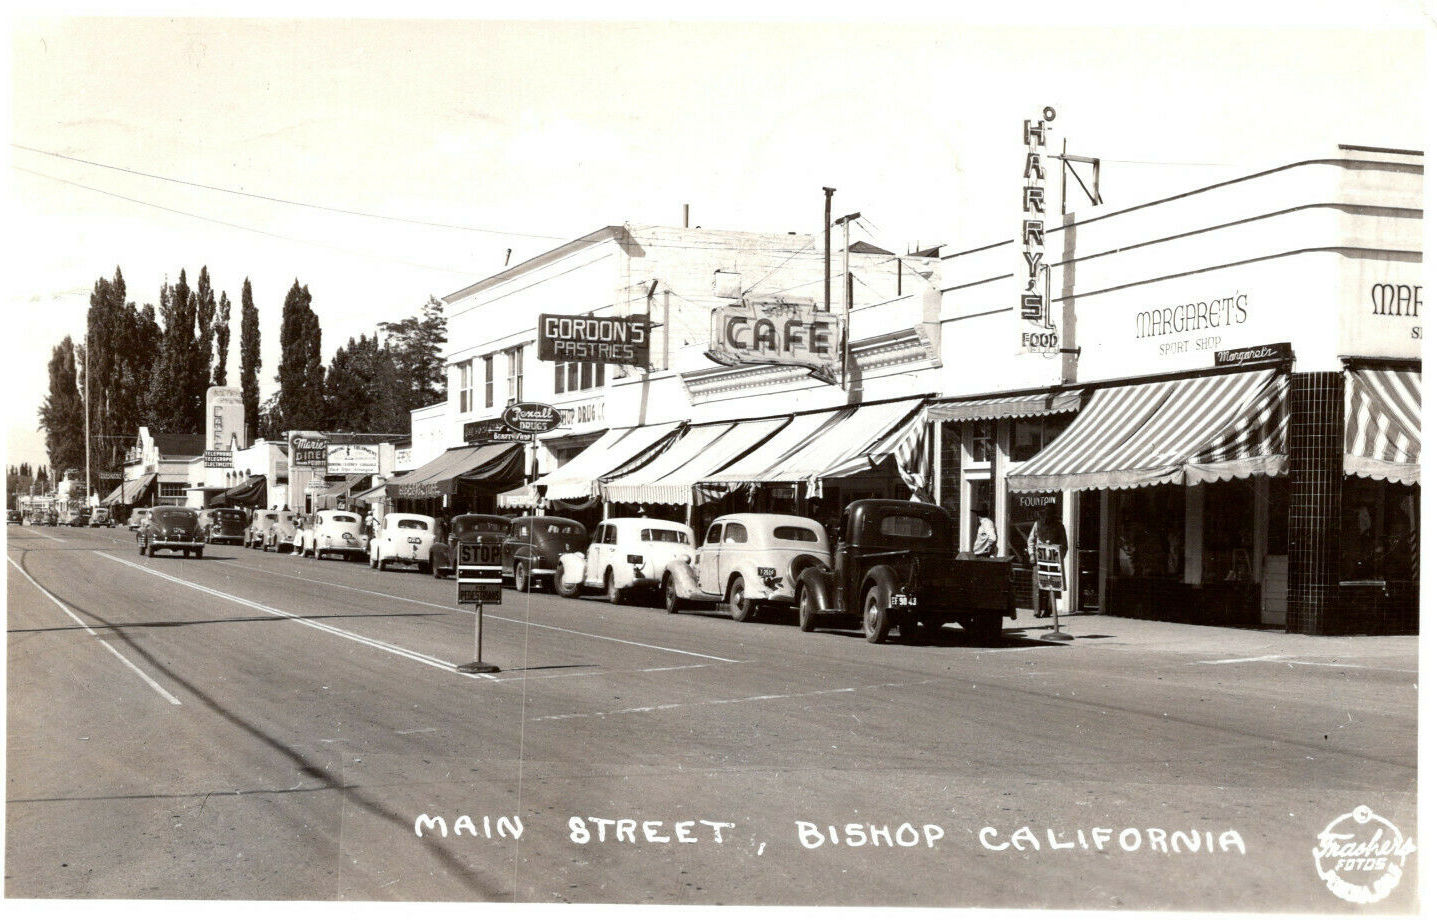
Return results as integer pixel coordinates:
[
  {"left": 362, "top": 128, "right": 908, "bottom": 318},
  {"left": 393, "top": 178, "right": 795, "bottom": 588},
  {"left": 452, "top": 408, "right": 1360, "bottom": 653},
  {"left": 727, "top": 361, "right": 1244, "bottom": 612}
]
[{"left": 705, "top": 301, "right": 842, "bottom": 385}]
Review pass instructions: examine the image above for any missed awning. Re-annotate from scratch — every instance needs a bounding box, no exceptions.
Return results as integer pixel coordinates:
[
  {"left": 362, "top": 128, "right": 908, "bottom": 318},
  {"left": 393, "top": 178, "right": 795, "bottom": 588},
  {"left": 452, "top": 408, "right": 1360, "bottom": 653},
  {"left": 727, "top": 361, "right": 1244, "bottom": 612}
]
[
  {"left": 351, "top": 480, "right": 389, "bottom": 504},
  {"left": 384, "top": 444, "right": 525, "bottom": 499},
  {"left": 496, "top": 485, "right": 539, "bottom": 510},
  {"left": 1345, "top": 368, "right": 1420, "bottom": 485},
  {"left": 315, "top": 474, "right": 367, "bottom": 499},
  {"left": 709, "top": 399, "right": 925, "bottom": 488},
  {"left": 538, "top": 422, "right": 684, "bottom": 501},
  {"left": 926, "top": 389, "right": 1082, "bottom": 422},
  {"left": 1008, "top": 368, "right": 1288, "bottom": 492},
  {"left": 106, "top": 472, "right": 157, "bottom": 506},
  {"left": 602, "top": 417, "right": 788, "bottom": 505},
  {"left": 209, "top": 474, "right": 267, "bottom": 508}
]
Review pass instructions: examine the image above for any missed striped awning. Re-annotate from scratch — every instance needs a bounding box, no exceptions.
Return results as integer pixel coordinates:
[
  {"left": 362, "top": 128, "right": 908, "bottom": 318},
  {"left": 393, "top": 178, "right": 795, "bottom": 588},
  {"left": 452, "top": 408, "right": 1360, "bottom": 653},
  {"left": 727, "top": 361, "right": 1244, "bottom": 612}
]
[
  {"left": 926, "top": 390, "right": 1082, "bottom": 422},
  {"left": 602, "top": 417, "right": 788, "bottom": 506},
  {"left": 1008, "top": 369, "right": 1289, "bottom": 492},
  {"left": 538, "top": 422, "right": 683, "bottom": 501},
  {"left": 1345, "top": 368, "right": 1420, "bottom": 485},
  {"left": 106, "top": 472, "right": 156, "bottom": 506},
  {"left": 727, "top": 399, "right": 925, "bottom": 488}
]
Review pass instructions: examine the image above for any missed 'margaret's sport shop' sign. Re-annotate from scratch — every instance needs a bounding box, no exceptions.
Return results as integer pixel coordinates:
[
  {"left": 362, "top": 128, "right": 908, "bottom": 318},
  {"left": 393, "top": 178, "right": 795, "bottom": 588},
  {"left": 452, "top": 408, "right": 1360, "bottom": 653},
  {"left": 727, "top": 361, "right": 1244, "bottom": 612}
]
[
  {"left": 537, "top": 314, "right": 649, "bottom": 366},
  {"left": 705, "top": 301, "right": 843, "bottom": 385}
]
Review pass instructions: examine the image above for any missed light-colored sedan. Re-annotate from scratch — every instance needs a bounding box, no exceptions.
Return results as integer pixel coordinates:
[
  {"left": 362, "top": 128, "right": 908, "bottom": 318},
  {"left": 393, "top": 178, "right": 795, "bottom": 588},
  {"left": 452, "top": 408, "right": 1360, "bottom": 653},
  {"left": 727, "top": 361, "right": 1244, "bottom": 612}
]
[
  {"left": 294, "top": 514, "right": 317, "bottom": 557},
  {"left": 556, "top": 517, "right": 695, "bottom": 604},
  {"left": 662, "top": 513, "right": 832, "bottom": 621},
  {"left": 310, "top": 509, "right": 367, "bottom": 561},
  {"left": 369, "top": 513, "right": 437, "bottom": 573}
]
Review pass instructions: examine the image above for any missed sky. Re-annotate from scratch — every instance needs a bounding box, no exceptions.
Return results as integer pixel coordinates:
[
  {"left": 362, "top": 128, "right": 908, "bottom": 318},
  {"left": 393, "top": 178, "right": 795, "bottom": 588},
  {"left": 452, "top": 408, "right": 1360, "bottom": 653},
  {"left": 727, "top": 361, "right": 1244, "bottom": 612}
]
[{"left": 4, "top": 3, "right": 1430, "bottom": 474}]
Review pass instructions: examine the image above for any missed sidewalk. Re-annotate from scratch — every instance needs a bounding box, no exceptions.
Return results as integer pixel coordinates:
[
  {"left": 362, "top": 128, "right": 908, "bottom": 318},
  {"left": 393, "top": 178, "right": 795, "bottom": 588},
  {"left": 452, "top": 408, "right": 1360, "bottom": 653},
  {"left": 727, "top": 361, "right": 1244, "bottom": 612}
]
[{"left": 1005, "top": 607, "right": 1419, "bottom": 663}]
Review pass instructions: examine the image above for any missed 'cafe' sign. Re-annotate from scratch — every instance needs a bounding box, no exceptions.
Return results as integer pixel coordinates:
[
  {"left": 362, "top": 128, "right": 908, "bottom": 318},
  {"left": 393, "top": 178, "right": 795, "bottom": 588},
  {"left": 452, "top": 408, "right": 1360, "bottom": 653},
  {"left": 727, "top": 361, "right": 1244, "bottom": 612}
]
[{"left": 705, "top": 300, "right": 843, "bottom": 385}]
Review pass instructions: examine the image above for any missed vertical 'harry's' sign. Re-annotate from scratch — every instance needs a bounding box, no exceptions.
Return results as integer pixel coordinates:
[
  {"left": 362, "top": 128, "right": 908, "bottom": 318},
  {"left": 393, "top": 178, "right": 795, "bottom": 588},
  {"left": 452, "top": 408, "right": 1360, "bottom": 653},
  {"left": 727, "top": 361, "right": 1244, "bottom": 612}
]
[{"left": 1019, "top": 107, "right": 1058, "bottom": 355}]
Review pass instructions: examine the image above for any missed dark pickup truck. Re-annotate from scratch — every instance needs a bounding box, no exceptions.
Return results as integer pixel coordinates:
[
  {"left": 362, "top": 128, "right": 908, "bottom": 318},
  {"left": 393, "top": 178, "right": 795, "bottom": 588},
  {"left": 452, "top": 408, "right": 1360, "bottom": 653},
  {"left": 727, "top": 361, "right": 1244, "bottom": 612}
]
[{"left": 795, "top": 498, "right": 1014, "bottom": 643}]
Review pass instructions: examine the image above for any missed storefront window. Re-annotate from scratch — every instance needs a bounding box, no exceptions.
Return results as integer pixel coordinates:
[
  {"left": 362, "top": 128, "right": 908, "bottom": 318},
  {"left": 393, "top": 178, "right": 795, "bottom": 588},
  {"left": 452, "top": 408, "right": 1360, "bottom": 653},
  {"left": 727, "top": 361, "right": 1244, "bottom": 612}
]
[
  {"left": 938, "top": 422, "right": 962, "bottom": 518},
  {"left": 966, "top": 421, "right": 994, "bottom": 466},
  {"left": 1113, "top": 486, "right": 1184, "bottom": 578},
  {"left": 1007, "top": 491, "right": 1058, "bottom": 566},
  {"left": 1340, "top": 479, "right": 1420, "bottom": 583},
  {"left": 1203, "top": 479, "right": 1255, "bottom": 584},
  {"left": 1010, "top": 416, "right": 1069, "bottom": 463}
]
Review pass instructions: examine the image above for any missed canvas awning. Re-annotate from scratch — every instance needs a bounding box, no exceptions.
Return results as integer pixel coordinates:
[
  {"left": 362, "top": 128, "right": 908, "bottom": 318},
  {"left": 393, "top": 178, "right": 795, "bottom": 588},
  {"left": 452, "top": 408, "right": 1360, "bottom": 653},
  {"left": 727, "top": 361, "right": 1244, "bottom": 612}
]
[
  {"left": 495, "top": 484, "right": 539, "bottom": 510},
  {"left": 315, "top": 474, "right": 367, "bottom": 499},
  {"left": 351, "top": 480, "right": 389, "bottom": 504},
  {"left": 926, "top": 389, "right": 1082, "bottom": 422},
  {"left": 106, "top": 472, "right": 157, "bottom": 506},
  {"left": 1007, "top": 368, "right": 1289, "bottom": 492},
  {"left": 601, "top": 417, "right": 789, "bottom": 505},
  {"left": 384, "top": 444, "right": 525, "bottom": 499},
  {"left": 209, "top": 474, "right": 266, "bottom": 508},
  {"left": 707, "top": 399, "right": 925, "bottom": 488},
  {"left": 537, "top": 422, "right": 684, "bottom": 501},
  {"left": 1345, "top": 367, "right": 1420, "bottom": 485}
]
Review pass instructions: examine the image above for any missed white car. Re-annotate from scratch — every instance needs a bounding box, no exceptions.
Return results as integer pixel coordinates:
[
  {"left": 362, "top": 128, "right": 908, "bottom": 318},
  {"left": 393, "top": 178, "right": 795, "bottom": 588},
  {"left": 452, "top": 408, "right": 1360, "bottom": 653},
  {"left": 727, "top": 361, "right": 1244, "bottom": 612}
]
[
  {"left": 370, "top": 512, "right": 437, "bottom": 573},
  {"left": 555, "top": 517, "right": 695, "bottom": 604},
  {"left": 662, "top": 514, "right": 832, "bottom": 621},
  {"left": 293, "top": 514, "right": 317, "bottom": 557},
  {"left": 310, "top": 509, "right": 367, "bottom": 561}
]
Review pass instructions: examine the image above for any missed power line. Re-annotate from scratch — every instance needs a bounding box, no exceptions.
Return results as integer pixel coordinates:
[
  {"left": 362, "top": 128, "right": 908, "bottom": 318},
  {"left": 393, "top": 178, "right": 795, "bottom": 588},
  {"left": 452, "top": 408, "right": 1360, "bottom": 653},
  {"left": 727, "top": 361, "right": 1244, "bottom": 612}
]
[{"left": 13, "top": 165, "right": 480, "bottom": 276}]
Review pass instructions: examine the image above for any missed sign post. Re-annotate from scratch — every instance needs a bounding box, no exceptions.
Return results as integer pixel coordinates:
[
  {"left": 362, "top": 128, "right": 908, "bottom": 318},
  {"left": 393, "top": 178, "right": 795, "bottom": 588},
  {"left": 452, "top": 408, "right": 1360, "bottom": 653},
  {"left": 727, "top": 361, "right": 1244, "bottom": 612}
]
[
  {"left": 456, "top": 542, "right": 503, "bottom": 673},
  {"left": 1035, "top": 540, "right": 1072, "bottom": 641}
]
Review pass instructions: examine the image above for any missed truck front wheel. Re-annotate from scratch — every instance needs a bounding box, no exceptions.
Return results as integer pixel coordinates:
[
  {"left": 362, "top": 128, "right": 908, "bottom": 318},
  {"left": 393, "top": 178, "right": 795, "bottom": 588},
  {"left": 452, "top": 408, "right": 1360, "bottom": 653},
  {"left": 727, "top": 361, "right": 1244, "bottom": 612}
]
[
  {"left": 862, "top": 585, "right": 892, "bottom": 644},
  {"left": 797, "top": 584, "right": 819, "bottom": 632}
]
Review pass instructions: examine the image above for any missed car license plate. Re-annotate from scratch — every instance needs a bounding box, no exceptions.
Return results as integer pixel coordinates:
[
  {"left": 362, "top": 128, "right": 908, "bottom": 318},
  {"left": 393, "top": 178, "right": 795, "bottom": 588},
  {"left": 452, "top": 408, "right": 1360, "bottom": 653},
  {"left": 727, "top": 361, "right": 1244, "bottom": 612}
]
[
  {"left": 408, "top": 536, "right": 422, "bottom": 544},
  {"left": 890, "top": 593, "right": 917, "bottom": 608}
]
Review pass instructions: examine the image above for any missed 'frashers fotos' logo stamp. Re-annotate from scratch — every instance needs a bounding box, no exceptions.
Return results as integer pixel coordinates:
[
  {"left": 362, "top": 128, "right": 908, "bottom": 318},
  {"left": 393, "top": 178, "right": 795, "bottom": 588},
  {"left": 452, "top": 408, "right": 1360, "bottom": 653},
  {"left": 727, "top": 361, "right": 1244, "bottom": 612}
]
[{"left": 1313, "top": 806, "right": 1416, "bottom": 904}]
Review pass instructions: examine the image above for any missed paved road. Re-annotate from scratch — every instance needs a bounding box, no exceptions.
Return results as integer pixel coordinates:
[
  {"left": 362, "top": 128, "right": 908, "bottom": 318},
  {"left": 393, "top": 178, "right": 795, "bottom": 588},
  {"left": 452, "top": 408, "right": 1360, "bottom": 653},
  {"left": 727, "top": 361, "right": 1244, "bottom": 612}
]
[{"left": 5, "top": 524, "right": 1418, "bottom": 910}]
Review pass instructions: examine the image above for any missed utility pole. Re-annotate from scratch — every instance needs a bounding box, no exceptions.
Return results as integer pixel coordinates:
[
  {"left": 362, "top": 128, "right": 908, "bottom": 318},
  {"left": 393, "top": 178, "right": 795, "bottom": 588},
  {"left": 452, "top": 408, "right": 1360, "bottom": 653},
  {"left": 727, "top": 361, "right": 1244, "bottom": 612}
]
[
  {"left": 834, "top": 211, "right": 860, "bottom": 390},
  {"left": 822, "top": 187, "right": 836, "bottom": 313}
]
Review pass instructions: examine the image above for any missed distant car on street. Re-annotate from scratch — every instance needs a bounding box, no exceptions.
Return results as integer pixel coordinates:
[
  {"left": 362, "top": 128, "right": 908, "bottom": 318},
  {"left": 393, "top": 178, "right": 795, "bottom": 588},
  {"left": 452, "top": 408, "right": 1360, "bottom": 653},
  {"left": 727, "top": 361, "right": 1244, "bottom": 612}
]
[
  {"left": 66, "top": 508, "right": 92, "bottom": 527},
  {"left": 310, "top": 509, "right": 367, "bottom": 561},
  {"left": 429, "top": 513, "right": 510, "bottom": 578},
  {"left": 43, "top": 509, "right": 59, "bottom": 527},
  {"left": 88, "top": 507, "right": 114, "bottom": 528},
  {"left": 501, "top": 515, "right": 589, "bottom": 593},
  {"left": 137, "top": 505, "right": 206, "bottom": 558},
  {"left": 6, "top": 510, "right": 21, "bottom": 524},
  {"left": 128, "top": 507, "right": 150, "bottom": 531},
  {"left": 205, "top": 507, "right": 248, "bottom": 544},
  {"left": 662, "top": 513, "right": 831, "bottom": 621},
  {"left": 556, "top": 517, "right": 695, "bottom": 604},
  {"left": 369, "top": 513, "right": 437, "bottom": 572}
]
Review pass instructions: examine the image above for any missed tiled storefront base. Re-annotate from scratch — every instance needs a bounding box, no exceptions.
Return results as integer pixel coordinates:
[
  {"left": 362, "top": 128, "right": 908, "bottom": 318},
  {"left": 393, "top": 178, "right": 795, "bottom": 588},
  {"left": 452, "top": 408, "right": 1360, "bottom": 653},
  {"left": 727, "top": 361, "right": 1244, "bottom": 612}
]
[
  {"left": 1334, "top": 580, "right": 1420, "bottom": 635},
  {"left": 1286, "top": 371, "right": 1345, "bottom": 633},
  {"left": 1105, "top": 577, "right": 1260, "bottom": 627}
]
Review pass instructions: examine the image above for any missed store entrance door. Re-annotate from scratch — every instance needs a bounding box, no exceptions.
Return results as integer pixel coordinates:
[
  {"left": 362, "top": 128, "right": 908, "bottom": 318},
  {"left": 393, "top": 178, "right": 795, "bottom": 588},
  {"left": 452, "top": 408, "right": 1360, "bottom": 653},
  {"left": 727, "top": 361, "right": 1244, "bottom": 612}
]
[{"left": 1077, "top": 490, "right": 1100, "bottom": 610}]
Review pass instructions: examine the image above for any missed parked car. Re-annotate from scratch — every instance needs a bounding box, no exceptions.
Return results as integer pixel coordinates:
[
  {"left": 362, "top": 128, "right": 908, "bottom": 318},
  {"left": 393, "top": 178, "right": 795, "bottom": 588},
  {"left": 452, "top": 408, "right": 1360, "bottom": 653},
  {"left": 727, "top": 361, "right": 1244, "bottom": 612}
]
[
  {"left": 430, "top": 513, "right": 510, "bottom": 578},
  {"left": 793, "top": 499, "right": 1016, "bottom": 643},
  {"left": 556, "top": 517, "right": 695, "bottom": 604},
  {"left": 662, "top": 514, "right": 831, "bottom": 621},
  {"left": 310, "top": 509, "right": 367, "bottom": 561},
  {"left": 67, "top": 508, "right": 92, "bottom": 527},
  {"left": 128, "top": 507, "right": 150, "bottom": 531},
  {"left": 501, "top": 516, "right": 588, "bottom": 592},
  {"left": 369, "top": 513, "right": 437, "bottom": 572},
  {"left": 88, "top": 507, "right": 114, "bottom": 528},
  {"left": 137, "top": 505, "right": 206, "bottom": 558},
  {"left": 291, "top": 514, "right": 316, "bottom": 557},
  {"left": 6, "top": 510, "right": 21, "bottom": 524},
  {"left": 203, "top": 507, "right": 247, "bottom": 544},
  {"left": 43, "top": 509, "right": 59, "bottom": 527}
]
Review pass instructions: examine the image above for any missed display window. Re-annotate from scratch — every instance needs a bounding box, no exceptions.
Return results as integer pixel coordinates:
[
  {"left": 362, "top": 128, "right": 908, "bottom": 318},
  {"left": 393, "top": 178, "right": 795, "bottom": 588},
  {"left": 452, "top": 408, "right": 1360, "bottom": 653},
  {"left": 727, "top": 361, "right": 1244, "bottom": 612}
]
[
  {"left": 1010, "top": 416, "right": 1069, "bottom": 463},
  {"left": 1340, "top": 479, "right": 1420, "bottom": 583},
  {"left": 1202, "top": 479, "right": 1255, "bottom": 584},
  {"left": 1007, "top": 490, "right": 1058, "bottom": 566},
  {"left": 1112, "top": 485, "right": 1184, "bottom": 578}
]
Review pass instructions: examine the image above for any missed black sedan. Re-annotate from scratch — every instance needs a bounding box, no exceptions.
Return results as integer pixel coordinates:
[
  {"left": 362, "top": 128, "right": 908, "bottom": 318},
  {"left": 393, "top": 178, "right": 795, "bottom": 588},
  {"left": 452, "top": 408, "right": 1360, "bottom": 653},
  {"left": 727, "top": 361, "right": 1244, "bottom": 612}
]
[
  {"left": 138, "top": 506, "right": 206, "bottom": 558},
  {"left": 430, "top": 514, "right": 511, "bottom": 578}
]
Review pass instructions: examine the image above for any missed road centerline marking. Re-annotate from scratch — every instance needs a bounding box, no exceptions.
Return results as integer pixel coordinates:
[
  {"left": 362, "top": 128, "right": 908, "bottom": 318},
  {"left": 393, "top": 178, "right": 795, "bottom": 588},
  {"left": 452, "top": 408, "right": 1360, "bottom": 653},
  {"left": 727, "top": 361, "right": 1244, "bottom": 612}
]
[
  {"left": 8, "top": 554, "right": 182, "bottom": 705},
  {"left": 530, "top": 680, "right": 931, "bottom": 721},
  {"left": 213, "top": 558, "right": 742, "bottom": 664},
  {"left": 92, "top": 552, "right": 495, "bottom": 680}
]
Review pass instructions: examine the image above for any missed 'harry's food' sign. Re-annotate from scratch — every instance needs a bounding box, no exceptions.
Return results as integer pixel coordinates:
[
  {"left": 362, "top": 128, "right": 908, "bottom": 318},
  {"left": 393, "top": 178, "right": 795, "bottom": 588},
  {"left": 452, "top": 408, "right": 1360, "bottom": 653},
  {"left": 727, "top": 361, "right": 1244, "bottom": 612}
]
[{"left": 705, "top": 301, "right": 843, "bottom": 385}]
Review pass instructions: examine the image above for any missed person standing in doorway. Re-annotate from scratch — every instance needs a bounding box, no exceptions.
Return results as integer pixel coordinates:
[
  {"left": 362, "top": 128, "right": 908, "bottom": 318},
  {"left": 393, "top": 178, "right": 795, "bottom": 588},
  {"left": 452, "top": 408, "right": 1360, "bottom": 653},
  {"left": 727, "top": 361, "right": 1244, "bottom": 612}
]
[
  {"left": 972, "top": 505, "right": 997, "bottom": 557},
  {"left": 1028, "top": 503, "right": 1068, "bottom": 617}
]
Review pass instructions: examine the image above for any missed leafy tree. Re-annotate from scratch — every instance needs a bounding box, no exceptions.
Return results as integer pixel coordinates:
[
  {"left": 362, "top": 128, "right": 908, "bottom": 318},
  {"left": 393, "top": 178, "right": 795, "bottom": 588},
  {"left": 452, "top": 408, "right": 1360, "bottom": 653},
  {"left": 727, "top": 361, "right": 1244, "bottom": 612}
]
[
  {"left": 379, "top": 295, "right": 447, "bottom": 413},
  {"left": 214, "top": 290, "right": 232, "bottom": 386},
  {"left": 276, "top": 280, "right": 324, "bottom": 431},
  {"left": 37, "top": 336, "right": 85, "bottom": 477},
  {"left": 147, "top": 270, "right": 203, "bottom": 431},
  {"left": 193, "top": 266, "right": 217, "bottom": 398},
  {"left": 323, "top": 334, "right": 406, "bottom": 433},
  {"left": 257, "top": 394, "right": 284, "bottom": 441},
  {"left": 239, "top": 278, "right": 261, "bottom": 444}
]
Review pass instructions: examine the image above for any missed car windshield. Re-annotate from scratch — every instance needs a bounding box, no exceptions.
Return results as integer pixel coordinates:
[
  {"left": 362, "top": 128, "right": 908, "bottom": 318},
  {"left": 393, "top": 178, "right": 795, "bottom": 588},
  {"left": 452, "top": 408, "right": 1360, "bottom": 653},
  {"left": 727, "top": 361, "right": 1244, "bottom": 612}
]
[
  {"left": 454, "top": 516, "right": 507, "bottom": 534},
  {"left": 151, "top": 508, "right": 199, "bottom": 527},
  {"left": 641, "top": 528, "right": 690, "bottom": 544},
  {"left": 397, "top": 519, "right": 430, "bottom": 531},
  {"left": 540, "top": 522, "right": 585, "bottom": 535},
  {"left": 329, "top": 514, "right": 359, "bottom": 524},
  {"left": 773, "top": 525, "right": 820, "bottom": 542}
]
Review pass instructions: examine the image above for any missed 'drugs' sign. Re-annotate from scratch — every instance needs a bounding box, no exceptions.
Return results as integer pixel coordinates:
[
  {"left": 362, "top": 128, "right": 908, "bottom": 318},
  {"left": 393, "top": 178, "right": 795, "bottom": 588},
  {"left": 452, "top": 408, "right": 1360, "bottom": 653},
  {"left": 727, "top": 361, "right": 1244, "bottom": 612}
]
[{"left": 705, "top": 301, "right": 843, "bottom": 385}]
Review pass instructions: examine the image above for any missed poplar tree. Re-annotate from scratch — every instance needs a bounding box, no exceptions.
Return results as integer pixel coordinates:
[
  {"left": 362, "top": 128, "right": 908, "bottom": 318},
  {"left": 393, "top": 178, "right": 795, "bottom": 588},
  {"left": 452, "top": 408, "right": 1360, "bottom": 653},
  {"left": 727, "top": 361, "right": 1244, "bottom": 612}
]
[
  {"left": 37, "top": 336, "right": 85, "bottom": 477},
  {"left": 239, "top": 278, "right": 261, "bottom": 444},
  {"left": 214, "top": 290, "right": 232, "bottom": 386},
  {"left": 276, "top": 280, "right": 324, "bottom": 431}
]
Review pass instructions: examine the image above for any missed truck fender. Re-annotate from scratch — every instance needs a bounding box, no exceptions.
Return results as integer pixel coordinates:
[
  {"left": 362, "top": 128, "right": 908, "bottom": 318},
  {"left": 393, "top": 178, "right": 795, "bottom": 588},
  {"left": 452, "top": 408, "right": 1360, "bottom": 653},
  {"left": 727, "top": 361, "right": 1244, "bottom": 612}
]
[
  {"left": 663, "top": 559, "right": 702, "bottom": 600},
  {"left": 797, "top": 565, "right": 838, "bottom": 612},
  {"left": 556, "top": 551, "right": 586, "bottom": 588},
  {"left": 861, "top": 564, "right": 903, "bottom": 603}
]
